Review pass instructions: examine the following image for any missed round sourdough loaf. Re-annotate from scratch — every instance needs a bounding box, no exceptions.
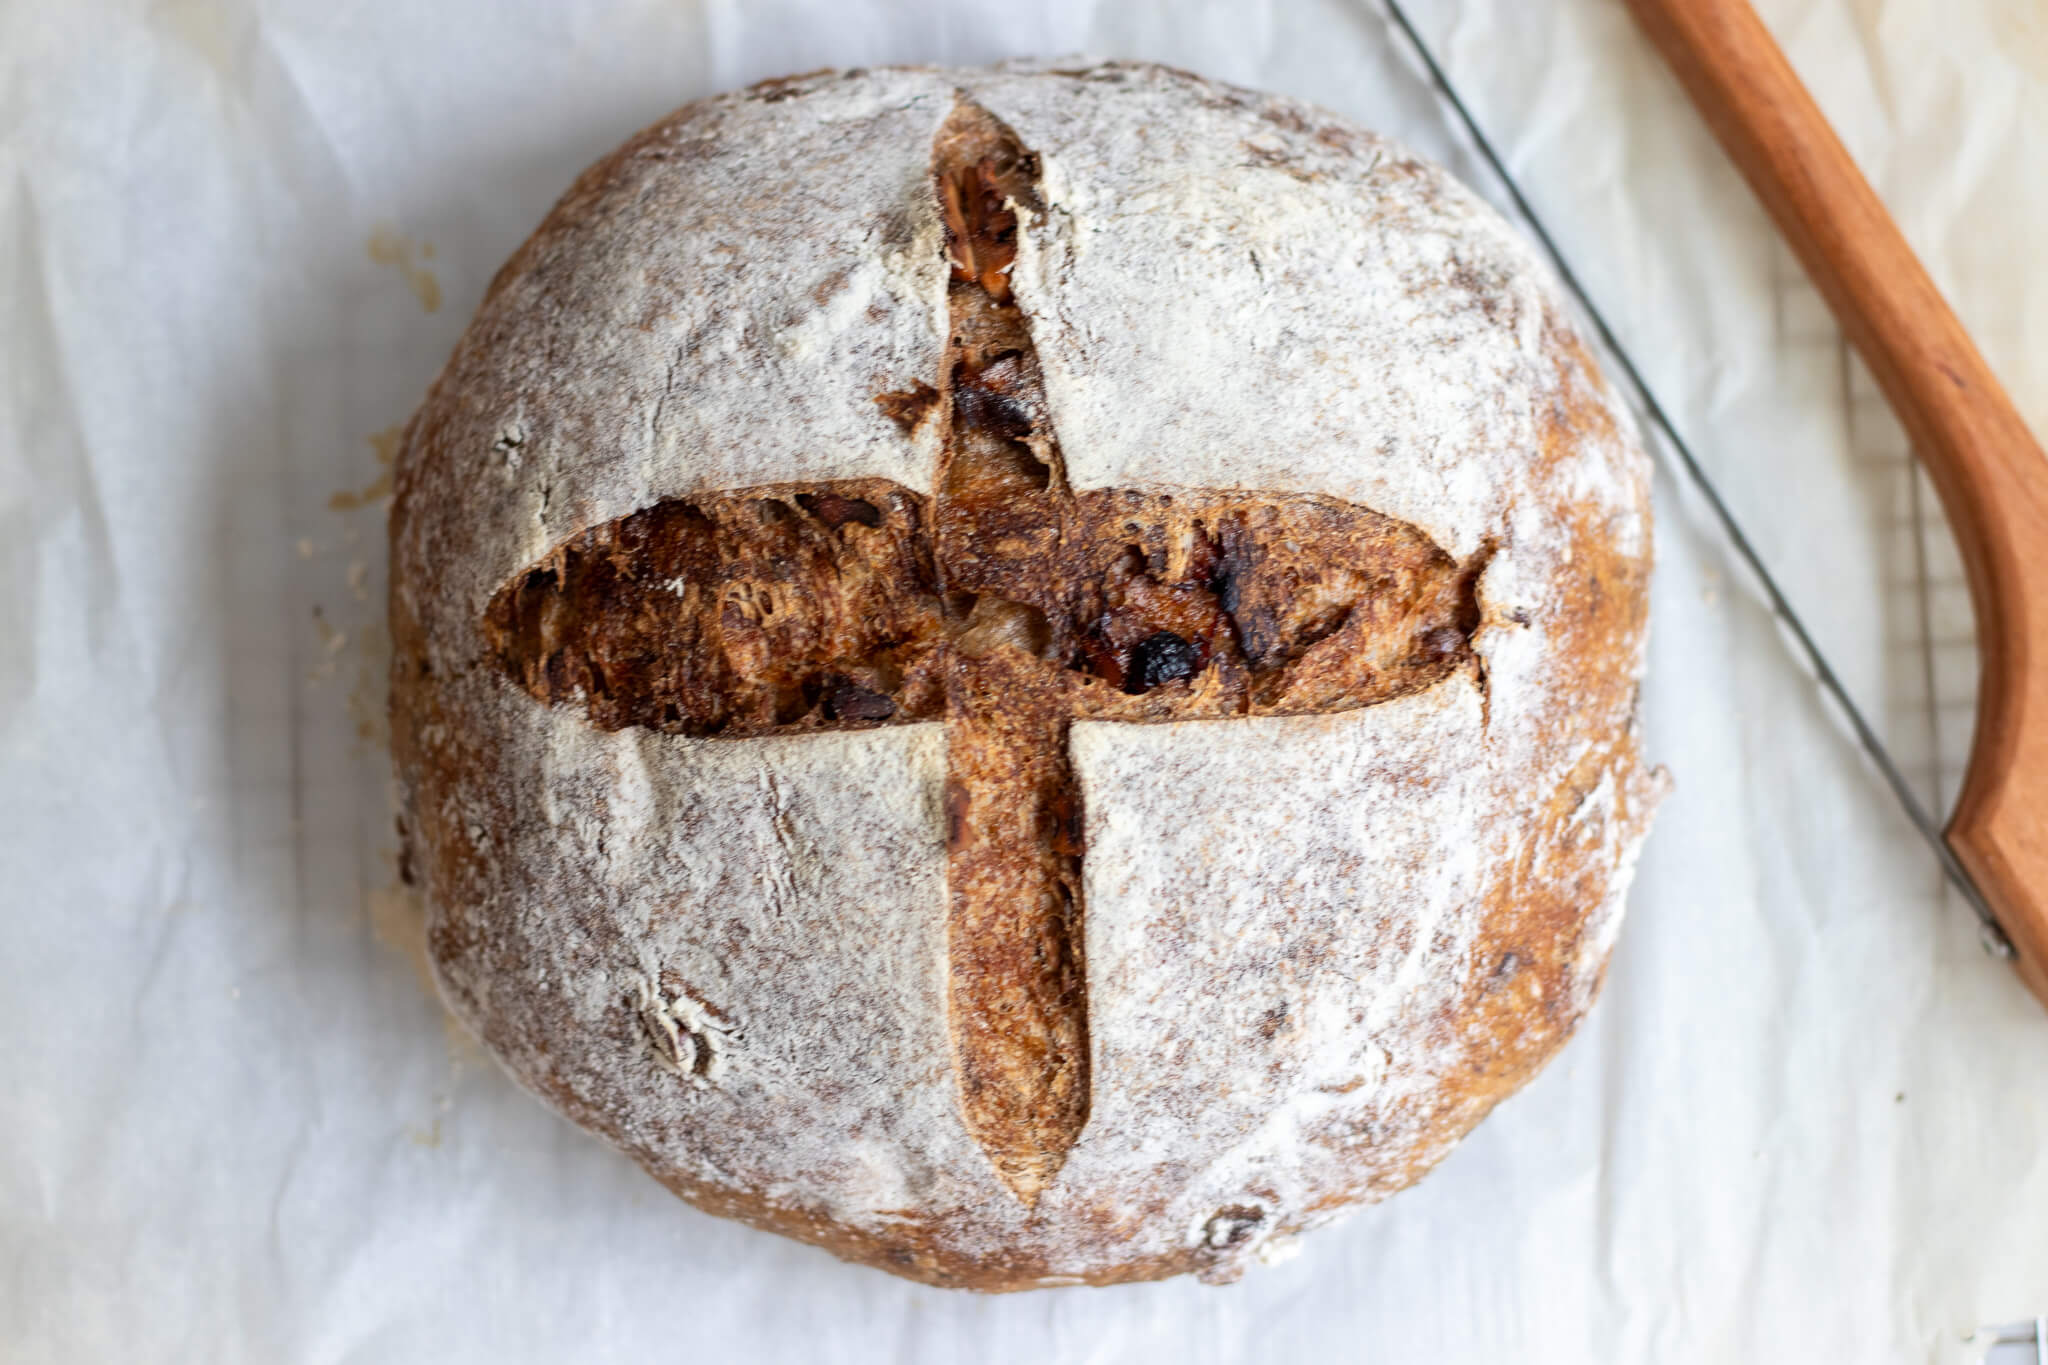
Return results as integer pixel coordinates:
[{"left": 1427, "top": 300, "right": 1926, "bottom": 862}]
[{"left": 389, "top": 58, "right": 1664, "bottom": 1290}]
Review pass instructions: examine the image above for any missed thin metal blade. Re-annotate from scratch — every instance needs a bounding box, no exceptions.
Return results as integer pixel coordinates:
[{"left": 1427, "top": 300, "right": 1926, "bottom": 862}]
[{"left": 1373, "top": 0, "right": 2012, "bottom": 956}]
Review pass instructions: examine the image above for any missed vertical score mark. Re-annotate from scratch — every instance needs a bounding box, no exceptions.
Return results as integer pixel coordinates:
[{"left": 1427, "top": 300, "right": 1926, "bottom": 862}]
[{"left": 930, "top": 97, "right": 1092, "bottom": 1205}]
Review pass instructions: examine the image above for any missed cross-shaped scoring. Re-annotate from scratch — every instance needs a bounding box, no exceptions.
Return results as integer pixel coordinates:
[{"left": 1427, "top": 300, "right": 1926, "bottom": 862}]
[{"left": 484, "top": 99, "right": 1489, "bottom": 1204}]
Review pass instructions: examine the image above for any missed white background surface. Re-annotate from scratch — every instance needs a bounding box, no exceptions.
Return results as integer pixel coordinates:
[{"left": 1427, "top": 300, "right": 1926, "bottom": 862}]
[{"left": 7, "top": 0, "right": 2048, "bottom": 1360}]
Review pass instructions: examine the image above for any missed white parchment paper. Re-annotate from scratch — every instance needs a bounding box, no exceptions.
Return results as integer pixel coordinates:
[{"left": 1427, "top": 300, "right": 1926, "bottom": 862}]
[{"left": 7, "top": 1, "right": 2048, "bottom": 1360}]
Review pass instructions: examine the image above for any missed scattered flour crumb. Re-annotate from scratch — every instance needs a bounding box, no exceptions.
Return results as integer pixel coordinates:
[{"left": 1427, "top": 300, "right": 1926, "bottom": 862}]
[
  {"left": 1255, "top": 1234, "right": 1303, "bottom": 1267},
  {"left": 368, "top": 883, "right": 437, "bottom": 996},
  {"left": 367, "top": 226, "right": 442, "bottom": 313}
]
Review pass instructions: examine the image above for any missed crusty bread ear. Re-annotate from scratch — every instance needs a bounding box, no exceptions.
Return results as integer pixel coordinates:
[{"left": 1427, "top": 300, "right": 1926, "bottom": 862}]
[{"left": 390, "top": 60, "right": 1662, "bottom": 1291}]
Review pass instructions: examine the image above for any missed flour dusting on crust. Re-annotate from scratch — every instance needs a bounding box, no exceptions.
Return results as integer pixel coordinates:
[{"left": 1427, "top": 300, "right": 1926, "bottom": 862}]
[{"left": 389, "top": 59, "right": 1664, "bottom": 1291}]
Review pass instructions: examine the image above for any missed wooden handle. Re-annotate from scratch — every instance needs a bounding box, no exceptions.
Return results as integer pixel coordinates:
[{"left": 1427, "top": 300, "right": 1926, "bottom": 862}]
[{"left": 1621, "top": 0, "right": 2048, "bottom": 1007}]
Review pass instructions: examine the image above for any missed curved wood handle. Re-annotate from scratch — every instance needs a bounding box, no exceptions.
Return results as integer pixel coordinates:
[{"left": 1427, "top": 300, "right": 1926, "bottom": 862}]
[{"left": 1621, "top": 0, "right": 2048, "bottom": 1006}]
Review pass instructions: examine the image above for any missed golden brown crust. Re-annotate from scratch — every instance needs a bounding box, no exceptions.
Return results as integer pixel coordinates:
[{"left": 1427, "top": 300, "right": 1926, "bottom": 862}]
[{"left": 389, "top": 61, "right": 1662, "bottom": 1291}]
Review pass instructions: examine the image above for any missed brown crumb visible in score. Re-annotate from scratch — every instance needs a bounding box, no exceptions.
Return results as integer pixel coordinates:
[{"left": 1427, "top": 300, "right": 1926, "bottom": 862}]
[
  {"left": 943, "top": 780, "right": 971, "bottom": 852},
  {"left": 936, "top": 124, "right": 1038, "bottom": 304},
  {"left": 481, "top": 484, "right": 948, "bottom": 739},
  {"left": 794, "top": 490, "right": 884, "bottom": 530}
]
